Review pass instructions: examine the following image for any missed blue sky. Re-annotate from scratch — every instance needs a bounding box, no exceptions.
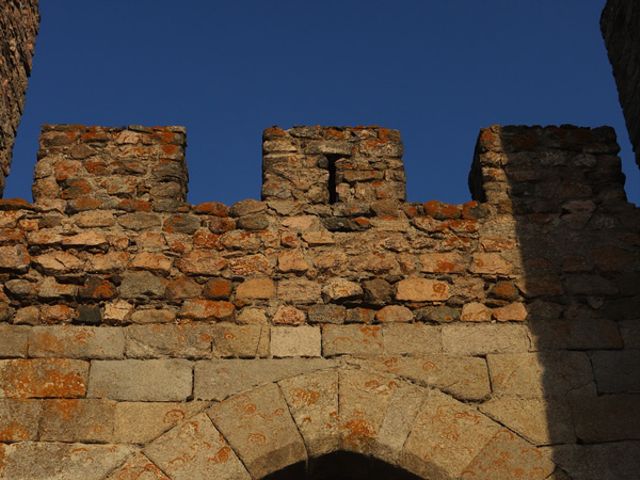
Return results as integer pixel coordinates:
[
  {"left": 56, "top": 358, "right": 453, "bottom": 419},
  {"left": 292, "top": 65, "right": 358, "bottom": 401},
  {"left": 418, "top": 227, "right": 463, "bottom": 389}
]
[{"left": 7, "top": 0, "right": 638, "bottom": 205}]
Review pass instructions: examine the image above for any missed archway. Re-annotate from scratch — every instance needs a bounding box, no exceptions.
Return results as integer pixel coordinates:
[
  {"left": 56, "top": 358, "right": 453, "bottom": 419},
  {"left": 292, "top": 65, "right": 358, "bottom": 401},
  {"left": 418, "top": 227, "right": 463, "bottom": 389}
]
[
  {"left": 104, "top": 364, "right": 556, "bottom": 479},
  {"left": 263, "top": 452, "right": 422, "bottom": 480}
]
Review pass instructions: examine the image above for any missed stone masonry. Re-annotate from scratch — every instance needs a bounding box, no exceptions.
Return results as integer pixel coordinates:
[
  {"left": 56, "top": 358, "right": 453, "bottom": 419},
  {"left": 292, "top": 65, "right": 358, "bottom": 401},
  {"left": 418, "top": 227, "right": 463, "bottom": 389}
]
[
  {"left": 602, "top": 0, "right": 640, "bottom": 168},
  {"left": 0, "top": 123, "right": 638, "bottom": 479},
  {"left": 0, "top": 0, "right": 39, "bottom": 196},
  {"left": 2, "top": 2, "right": 640, "bottom": 480}
]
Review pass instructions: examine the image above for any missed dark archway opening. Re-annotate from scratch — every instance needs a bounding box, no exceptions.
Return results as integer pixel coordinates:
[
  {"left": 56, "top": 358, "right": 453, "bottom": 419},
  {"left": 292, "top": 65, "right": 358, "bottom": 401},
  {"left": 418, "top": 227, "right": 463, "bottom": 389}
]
[{"left": 262, "top": 451, "right": 421, "bottom": 480}]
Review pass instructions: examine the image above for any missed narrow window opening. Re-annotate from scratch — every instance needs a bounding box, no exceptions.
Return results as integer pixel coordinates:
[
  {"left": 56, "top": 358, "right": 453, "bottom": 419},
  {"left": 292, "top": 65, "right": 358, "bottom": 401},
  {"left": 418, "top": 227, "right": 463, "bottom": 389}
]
[{"left": 326, "top": 154, "right": 341, "bottom": 204}]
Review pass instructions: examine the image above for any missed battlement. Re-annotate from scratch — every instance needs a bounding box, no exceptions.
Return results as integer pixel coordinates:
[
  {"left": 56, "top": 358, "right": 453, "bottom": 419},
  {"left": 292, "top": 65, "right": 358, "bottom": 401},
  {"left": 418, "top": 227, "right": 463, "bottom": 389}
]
[{"left": 1, "top": 124, "right": 639, "bottom": 478}]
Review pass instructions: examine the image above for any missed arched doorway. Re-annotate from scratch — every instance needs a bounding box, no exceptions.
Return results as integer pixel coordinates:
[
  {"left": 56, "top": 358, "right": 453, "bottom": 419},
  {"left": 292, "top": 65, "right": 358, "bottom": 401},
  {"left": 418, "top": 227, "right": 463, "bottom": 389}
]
[{"left": 263, "top": 452, "right": 422, "bottom": 480}]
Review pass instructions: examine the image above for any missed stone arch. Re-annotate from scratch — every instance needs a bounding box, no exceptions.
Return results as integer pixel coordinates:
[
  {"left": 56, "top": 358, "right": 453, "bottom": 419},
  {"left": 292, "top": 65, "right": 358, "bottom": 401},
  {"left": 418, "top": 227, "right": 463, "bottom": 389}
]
[{"left": 107, "top": 365, "right": 555, "bottom": 480}]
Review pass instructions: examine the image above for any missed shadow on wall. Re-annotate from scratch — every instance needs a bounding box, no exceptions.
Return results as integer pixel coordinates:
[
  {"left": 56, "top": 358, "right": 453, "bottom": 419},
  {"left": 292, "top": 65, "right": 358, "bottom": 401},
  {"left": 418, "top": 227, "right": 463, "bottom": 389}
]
[{"left": 471, "top": 125, "right": 640, "bottom": 479}]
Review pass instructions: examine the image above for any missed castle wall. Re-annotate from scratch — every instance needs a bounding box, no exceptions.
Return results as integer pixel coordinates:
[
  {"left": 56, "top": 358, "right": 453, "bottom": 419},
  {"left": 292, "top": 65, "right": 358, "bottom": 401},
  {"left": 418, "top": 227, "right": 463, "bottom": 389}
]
[
  {"left": 602, "top": 0, "right": 640, "bottom": 168},
  {"left": 0, "top": 0, "right": 39, "bottom": 196},
  {"left": 0, "top": 124, "right": 638, "bottom": 479}
]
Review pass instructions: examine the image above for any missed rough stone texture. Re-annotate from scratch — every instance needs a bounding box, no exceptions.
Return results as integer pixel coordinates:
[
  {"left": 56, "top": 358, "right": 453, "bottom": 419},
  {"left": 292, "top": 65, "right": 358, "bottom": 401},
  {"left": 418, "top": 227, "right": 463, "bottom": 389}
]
[
  {"left": 113, "top": 401, "right": 207, "bottom": 444},
  {"left": 602, "top": 0, "right": 640, "bottom": 167},
  {"left": 0, "top": 358, "right": 88, "bottom": 398},
  {"left": 0, "top": 442, "right": 135, "bottom": 480},
  {"left": 461, "top": 429, "right": 555, "bottom": 480},
  {"left": 480, "top": 397, "right": 574, "bottom": 445},
  {"left": 278, "top": 370, "right": 340, "bottom": 456},
  {"left": 271, "top": 325, "right": 321, "bottom": 357},
  {"left": 0, "top": 0, "right": 39, "bottom": 195},
  {"left": 194, "top": 358, "right": 335, "bottom": 401},
  {"left": 0, "top": 398, "right": 41, "bottom": 441},
  {"left": 87, "top": 359, "right": 192, "bottom": 401},
  {"left": 349, "top": 355, "right": 491, "bottom": 401},
  {"left": 39, "top": 398, "right": 116, "bottom": 442},
  {"left": 29, "top": 326, "right": 124, "bottom": 358},
  {"left": 103, "top": 452, "right": 170, "bottom": 480},
  {"left": 207, "top": 383, "right": 307, "bottom": 478},
  {"left": 0, "top": 122, "right": 638, "bottom": 478},
  {"left": 145, "top": 412, "right": 250, "bottom": 480},
  {"left": 400, "top": 389, "right": 500, "bottom": 480}
]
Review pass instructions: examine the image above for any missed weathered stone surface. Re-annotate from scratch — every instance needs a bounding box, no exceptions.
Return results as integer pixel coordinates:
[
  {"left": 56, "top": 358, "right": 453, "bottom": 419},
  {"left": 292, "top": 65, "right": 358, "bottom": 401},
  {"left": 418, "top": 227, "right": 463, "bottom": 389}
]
[
  {"left": 480, "top": 397, "right": 574, "bottom": 445},
  {"left": 351, "top": 355, "right": 490, "bottom": 401},
  {"left": 383, "top": 324, "right": 442, "bottom": 354},
  {"left": 277, "top": 278, "right": 321, "bottom": 303},
  {"left": 32, "top": 251, "right": 83, "bottom": 273},
  {"left": 120, "top": 271, "right": 166, "bottom": 299},
  {"left": 0, "top": 324, "right": 29, "bottom": 357},
  {"left": 442, "top": 324, "right": 530, "bottom": 355},
  {"left": 202, "top": 277, "right": 232, "bottom": 299},
  {"left": 400, "top": 389, "right": 500, "bottom": 480},
  {"left": 180, "top": 299, "right": 235, "bottom": 321},
  {"left": 420, "top": 252, "right": 467, "bottom": 273},
  {"left": 235, "top": 277, "right": 274, "bottom": 301},
  {"left": 470, "top": 253, "right": 513, "bottom": 275},
  {"left": 29, "top": 326, "right": 124, "bottom": 359},
  {"left": 487, "top": 352, "right": 593, "bottom": 398},
  {"left": 529, "top": 317, "right": 623, "bottom": 350},
  {"left": 272, "top": 305, "right": 306, "bottom": 325},
  {"left": 145, "top": 412, "right": 250, "bottom": 480},
  {"left": 396, "top": 277, "right": 450, "bottom": 301},
  {"left": 0, "top": 244, "right": 30, "bottom": 271},
  {"left": 194, "top": 358, "right": 335, "bottom": 400},
  {"left": 491, "top": 301, "right": 528, "bottom": 321},
  {"left": 339, "top": 369, "right": 424, "bottom": 462},
  {"left": 460, "top": 302, "right": 492, "bottom": 322},
  {"left": 415, "top": 305, "right": 460, "bottom": 323},
  {"left": 104, "top": 452, "right": 170, "bottom": 480},
  {"left": 322, "top": 324, "right": 383, "bottom": 356},
  {"left": 591, "top": 350, "right": 640, "bottom": 393},
  {"left": 208, "top": 383, "right": 307, "bottom": 478},
  {"left": 125, "top": 323, "right": 212, "bottom": 358},
  {"left": 322, "top": 277, "right": 363, "bottom": 301},
  {"left": 114, "top": 401, "right": 207, "bottom": 444},
  {"left": 277, "top": 249, "right": 310, "bottom": 272},
  {"left": 461, "top": 429, "right": 554, "bottom": 480},
  {"left": 0, "top": 359, "right": 88, "bottom": 398},
  {"left": 375, "top": 305, "right": 413, "bottom": 322},
  {"left": 39, "top": 399, "right": 116, "bottom": 442},
  {"left": 362, "top": 278, "right": 393, "bottom": 306},
  {"left": 88, "top": 359, "right": 192, "bottom": 401},
  {"left": 571, "top": 394, "right": 640, "bottom": 442},
  {"left": 176, "top": 250, "right": 226, "bottom": 275},
  {"left": 308, "top": 304, "right": 346, "bottom": 323},
  {"left": 211, "top": 323, "right": 269, "bottom": 358},
  {"left": 129, "top": 252, "right": 172, "bottom": 274},
  {"left": 272, "top": 326, "right": 321, "bottom": 357},
  {"left": 0, "top": 399, "right": 41, "bottom": 441},
  {"left": 0, "top": 442, "right": 136, "bottom": 480},
  {"left": 129, "top": 307, "right": 176, "bottom": 324},
  {"left": 549, "top": 442, "right": 640, "bottom": 480},
  {"left": 279, "top": 370, "right": 340, "bottom": 456}
]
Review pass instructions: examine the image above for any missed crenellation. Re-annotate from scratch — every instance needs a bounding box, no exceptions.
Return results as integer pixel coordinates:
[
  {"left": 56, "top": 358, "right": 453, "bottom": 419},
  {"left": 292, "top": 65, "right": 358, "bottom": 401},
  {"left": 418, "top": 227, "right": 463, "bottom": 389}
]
[
  {"left": 262, "top": 126, "right": 405, "bottom": 205},
  {"left": 1, "top": 1, "right": 640, "bottom": 476}
]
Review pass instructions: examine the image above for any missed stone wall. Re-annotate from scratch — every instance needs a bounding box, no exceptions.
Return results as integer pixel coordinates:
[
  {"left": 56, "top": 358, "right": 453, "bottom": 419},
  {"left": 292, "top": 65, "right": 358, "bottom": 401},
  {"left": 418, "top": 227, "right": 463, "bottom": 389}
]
[
  {"left": 602, "top": 0, "right": 640, "bottom": 168},
  {"left": 0, "top": 0, "right": 39, "bottom": 196},
  {"left": 0, "top": 124, "right": 638, "bottom": 479}
]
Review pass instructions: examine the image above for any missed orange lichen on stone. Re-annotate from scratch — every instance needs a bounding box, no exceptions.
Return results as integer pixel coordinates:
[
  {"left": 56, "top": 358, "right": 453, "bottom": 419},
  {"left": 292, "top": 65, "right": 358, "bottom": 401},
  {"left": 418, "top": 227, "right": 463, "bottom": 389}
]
[{"left": 0, "top": 359, "right": 88, "bottom": 398}]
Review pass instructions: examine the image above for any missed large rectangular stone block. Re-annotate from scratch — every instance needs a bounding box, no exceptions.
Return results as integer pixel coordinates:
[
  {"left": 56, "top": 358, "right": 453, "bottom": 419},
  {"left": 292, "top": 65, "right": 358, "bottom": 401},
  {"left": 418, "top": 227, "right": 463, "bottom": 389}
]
[
  {"left": 29, "top": 326, "right": 125, "bottom": 359},
  {"left": 0, "top": 359, "right": 88, "bottom": 398},
  {"left": 0, "top": 324, "right": 29, "bottom": 357},
  {"left": 88, "top": 359, "right": 192, "bottom": 401}
]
